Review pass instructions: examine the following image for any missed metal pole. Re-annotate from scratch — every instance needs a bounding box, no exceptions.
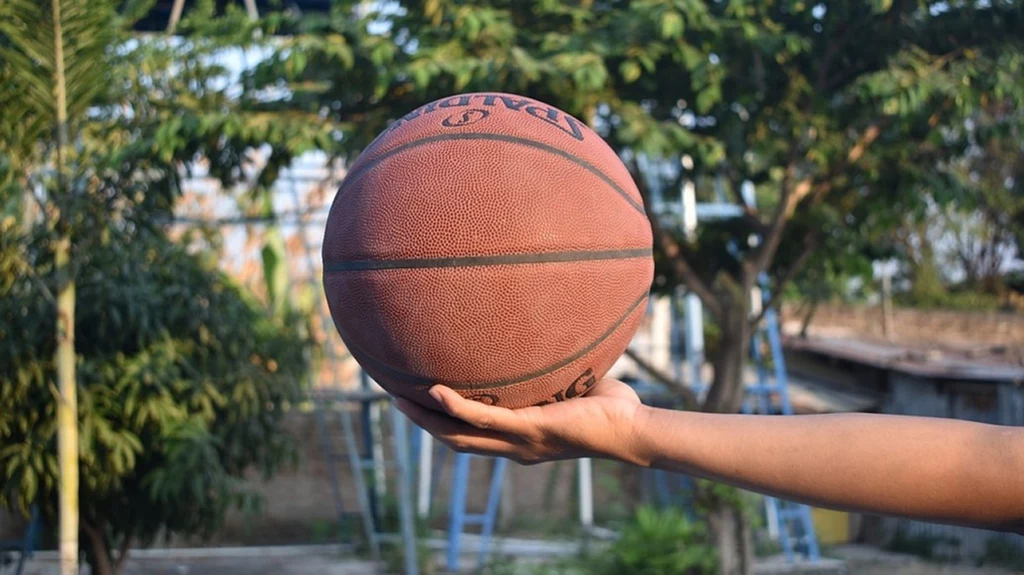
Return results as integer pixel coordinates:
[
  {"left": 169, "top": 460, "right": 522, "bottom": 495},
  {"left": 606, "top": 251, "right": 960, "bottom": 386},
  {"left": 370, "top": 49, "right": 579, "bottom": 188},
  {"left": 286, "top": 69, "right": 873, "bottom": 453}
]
[
  {"left": 446, "top": 453, "right": 472, "bottom": 571},
  {"left": 680, "top": 170, "right": 706, "bottom": 393},
  {"left": 361, "top": 372, "right": 387, "bottom": 523},
  {"left": 313, "top": 402, "right": 347, "bottom": 526},
  {"left": 478, "top": 458, "right": 508, "bottom": 570},
  {"left": 417, "top": 432, "right": 434, "bottom": 519},
  {"left": 882, "top": 265, "right": 895, "bottom": 342},
  {"left": 339, "top": 403, "right": 382, "bottom": 562},
  {"left": 391, "top": 406, "right": 420, "bottom": 575},
  {"left": 577, "top": 458, "right": 594, "bottom": 530}
]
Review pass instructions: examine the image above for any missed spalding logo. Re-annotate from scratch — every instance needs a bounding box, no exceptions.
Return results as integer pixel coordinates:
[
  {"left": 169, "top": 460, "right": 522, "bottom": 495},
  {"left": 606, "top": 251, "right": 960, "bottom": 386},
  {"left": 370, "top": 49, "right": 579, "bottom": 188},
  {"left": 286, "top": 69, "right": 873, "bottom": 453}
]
[
  {"left": 387, "top": 94, "right": 586, "bottom": 141},
  {"left": 533, "top": 368, "right": 597, "bottom": 406},
  {"left": 441, "top": 109, "right": 490, "bottom": 127},
  {"left": 466, "top": 368, "right": 597, "bottom": 407}
]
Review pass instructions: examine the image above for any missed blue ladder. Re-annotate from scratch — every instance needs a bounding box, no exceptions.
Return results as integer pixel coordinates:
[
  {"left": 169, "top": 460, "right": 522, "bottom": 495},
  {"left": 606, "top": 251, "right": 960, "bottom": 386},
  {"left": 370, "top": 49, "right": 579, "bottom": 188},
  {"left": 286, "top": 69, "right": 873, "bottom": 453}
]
[
  {"left": 445, "top": 453, "right": 508, "bottom": 571},
  {"left": 312, "top": 387, "right": 420, "bottom": 575},
  {"left": 746, "top": 280, "right": 821, "bottom": 562}
]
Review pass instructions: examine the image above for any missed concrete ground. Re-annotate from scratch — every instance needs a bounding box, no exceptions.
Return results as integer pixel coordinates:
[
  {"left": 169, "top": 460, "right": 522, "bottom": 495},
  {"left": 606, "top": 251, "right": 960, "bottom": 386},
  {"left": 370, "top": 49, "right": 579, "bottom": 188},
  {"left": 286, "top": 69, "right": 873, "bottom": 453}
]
[
  {"left": 827, "top": 545, "right": 1020, "bottom": 575},
  {"left": 6, "top": 542, "right": 1021, "bottom": 575},
  {"left": 10, "top": 545, "right": 376, "bottom": 575}
]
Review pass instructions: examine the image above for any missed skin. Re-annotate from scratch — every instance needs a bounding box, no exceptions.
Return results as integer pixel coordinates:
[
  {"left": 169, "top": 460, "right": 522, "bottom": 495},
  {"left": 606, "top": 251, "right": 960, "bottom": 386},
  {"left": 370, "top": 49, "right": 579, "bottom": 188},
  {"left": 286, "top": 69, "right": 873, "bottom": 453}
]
[{"left": 395, "top": 379, "right": 1024, "bottom": 534}]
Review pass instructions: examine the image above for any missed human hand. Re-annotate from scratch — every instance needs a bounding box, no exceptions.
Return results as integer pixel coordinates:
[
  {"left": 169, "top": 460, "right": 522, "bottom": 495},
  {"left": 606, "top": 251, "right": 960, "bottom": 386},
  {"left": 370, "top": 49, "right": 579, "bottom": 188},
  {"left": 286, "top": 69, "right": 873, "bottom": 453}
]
[{"left": 394, "top": 378, "right": 646, "bottom": 466}]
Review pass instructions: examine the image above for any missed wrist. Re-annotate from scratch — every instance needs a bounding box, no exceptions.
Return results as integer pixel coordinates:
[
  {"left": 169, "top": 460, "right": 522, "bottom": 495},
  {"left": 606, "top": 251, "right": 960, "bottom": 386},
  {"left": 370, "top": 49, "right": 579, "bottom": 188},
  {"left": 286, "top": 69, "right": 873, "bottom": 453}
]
[{"left": 619, "top": 403, "right": 655, "bottom": 467}]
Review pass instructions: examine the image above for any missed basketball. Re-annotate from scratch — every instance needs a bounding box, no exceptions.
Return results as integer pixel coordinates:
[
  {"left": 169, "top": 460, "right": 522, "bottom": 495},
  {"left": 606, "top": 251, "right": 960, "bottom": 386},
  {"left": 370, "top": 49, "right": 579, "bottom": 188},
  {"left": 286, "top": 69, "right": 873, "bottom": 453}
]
[{"left": 322, "top": 92, "right": 653, "bottom": 409}]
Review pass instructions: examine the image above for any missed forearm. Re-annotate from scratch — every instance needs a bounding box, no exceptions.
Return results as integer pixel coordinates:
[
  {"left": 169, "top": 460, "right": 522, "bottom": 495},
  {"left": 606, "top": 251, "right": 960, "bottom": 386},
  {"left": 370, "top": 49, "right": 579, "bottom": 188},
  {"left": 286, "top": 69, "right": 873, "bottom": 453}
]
[{"left": 628, "top": 407, "right": 1024, "bottom": 533}]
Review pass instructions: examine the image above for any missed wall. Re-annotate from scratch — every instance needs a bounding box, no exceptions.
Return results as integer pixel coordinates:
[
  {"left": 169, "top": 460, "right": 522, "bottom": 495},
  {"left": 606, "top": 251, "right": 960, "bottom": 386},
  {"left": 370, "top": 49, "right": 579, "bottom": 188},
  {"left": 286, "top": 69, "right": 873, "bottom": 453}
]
[{"left": 781, "top": 303, "right": 1024, "bottom": 350}]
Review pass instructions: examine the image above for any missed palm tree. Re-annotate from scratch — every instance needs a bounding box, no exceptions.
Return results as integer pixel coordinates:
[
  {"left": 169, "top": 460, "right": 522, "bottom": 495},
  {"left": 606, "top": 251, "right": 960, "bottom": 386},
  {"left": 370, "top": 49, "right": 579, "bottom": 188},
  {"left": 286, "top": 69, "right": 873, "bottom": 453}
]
[{"left": 1, "top": 2, "right": 116, "bottom": 573}]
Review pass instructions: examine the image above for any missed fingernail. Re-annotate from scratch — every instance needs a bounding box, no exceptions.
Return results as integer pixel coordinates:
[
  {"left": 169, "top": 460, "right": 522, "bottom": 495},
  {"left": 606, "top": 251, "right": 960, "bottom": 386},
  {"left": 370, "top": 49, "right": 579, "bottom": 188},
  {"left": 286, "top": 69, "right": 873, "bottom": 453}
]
[{"left": 428, "top": 387, "right": 443, "bottom": 403}]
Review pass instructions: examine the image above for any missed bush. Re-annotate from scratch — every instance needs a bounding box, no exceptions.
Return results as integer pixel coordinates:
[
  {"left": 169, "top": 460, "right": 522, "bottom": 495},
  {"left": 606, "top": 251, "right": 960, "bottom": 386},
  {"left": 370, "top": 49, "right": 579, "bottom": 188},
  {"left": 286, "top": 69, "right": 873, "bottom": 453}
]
[{"left": 0, "top": 224, "right": 310, "bottom": 575}]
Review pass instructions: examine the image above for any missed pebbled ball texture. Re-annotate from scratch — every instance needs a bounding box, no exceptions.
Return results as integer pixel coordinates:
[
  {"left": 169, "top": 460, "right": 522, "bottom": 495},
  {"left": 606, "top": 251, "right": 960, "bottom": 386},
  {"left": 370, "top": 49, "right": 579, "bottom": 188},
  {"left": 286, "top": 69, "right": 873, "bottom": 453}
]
[{"left": 322, "top": 92, "right": 654, "bottom": 409}]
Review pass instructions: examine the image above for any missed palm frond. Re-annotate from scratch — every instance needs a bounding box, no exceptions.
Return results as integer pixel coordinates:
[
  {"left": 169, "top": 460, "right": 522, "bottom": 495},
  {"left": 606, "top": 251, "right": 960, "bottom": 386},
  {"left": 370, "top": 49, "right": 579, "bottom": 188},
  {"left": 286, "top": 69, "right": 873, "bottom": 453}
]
[{"left": 0, "top": 0, "right": 120, "bottom": 153}]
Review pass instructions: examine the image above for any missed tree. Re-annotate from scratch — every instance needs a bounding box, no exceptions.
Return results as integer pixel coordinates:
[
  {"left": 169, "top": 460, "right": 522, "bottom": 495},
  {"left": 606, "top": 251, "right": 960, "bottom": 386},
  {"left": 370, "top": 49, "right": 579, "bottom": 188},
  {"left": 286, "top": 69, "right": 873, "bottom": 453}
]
[
  {"left": 0, "top": 3, "right": 317, "bottom": 574},
  {"left": 931, "top": 54, "right": 1024, "bottom": 295},
  {"left": 880, "top": 48, "right": 1024, "bottom": 306},
  {"left": 229, "top": 1, "right": 1024, "bottom": 572},
  {"left": 1, "top": 1, "right": 117, "bottom": 571}
]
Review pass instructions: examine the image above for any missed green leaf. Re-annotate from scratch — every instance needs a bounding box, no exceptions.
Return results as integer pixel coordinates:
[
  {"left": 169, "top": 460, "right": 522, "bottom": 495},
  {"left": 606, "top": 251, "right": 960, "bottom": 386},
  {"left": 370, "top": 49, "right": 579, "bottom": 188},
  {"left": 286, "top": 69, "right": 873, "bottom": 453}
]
[
  {"left": 872, "top": 0, "right": 894, "bottom": 13},
  {"left": 679, "top": 44, "right": 703, "bottom": 70},
  {"left": 620, "top": 60, "right": 642, "bottom": 83},
  {"left": 660, "top": 11, "right": 684, "bottom": 40},
  {"left": 695, "top": 84, "right": 721, "bottom": 114}
]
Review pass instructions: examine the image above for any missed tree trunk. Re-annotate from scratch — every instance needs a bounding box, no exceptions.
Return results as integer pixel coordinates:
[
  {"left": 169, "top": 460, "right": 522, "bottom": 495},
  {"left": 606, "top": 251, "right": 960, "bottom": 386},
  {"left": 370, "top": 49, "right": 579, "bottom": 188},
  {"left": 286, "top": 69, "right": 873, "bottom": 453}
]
[
  {"left": 707, "top": 503, "right": 754, "bottom": 575},
  {"left": 81, "top": 522, "right": 113, "bottom": 575},
  {"left": 81, "top": 521, "right": 130, "bottom": 575},
  {"left": 55, "top": 240, "right": 78, "bottom": 575},
  {"left": 704, "top": 307, "right": 750, "bottom": 415},
  {"left": 799, "top": 296, "right": 819, "bottom": 339},
  {"left": 50, "top": 1, "right": 79, "bottom": 573},
  {"left": 702, "top": 304, "right": 754, "bottom": 575}
]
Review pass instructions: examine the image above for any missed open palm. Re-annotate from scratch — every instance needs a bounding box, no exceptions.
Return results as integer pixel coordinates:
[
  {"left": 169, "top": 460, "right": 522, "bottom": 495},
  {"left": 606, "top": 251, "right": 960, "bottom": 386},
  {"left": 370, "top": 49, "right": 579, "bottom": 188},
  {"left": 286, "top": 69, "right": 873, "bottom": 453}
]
[{"left": 395, "top": 378, "right": 643, "bottom": 465}]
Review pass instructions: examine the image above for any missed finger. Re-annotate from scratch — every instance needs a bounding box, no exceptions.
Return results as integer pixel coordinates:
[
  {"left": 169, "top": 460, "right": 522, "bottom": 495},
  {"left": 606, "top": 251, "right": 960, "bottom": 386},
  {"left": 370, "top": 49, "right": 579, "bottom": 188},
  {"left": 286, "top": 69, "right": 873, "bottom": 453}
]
[
  {"left": 395, "top": 397, "right": 476, "bottom": 437},
  {"left": 395, "top": 397, "right": 526, "bottom": 457},
  {"left": 588, "top": 378, "right": 641, "bottom": 402},
  {"left": 429, "top": 385, "right": 531, "bottom": 434}
]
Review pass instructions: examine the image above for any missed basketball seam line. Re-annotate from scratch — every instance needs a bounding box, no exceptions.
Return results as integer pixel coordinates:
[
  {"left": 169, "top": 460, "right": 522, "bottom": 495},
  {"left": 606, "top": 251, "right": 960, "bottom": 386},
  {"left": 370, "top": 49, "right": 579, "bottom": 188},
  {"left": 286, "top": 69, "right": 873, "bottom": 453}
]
[
  {"left": 335, "top": 289, "right": 650, "bottom": 391},
  {"left": 335, "top": 132, "right": 647, "bottom": 217},
  {"left": 323, "top": 247, "right": 652, "bottom": 272}
]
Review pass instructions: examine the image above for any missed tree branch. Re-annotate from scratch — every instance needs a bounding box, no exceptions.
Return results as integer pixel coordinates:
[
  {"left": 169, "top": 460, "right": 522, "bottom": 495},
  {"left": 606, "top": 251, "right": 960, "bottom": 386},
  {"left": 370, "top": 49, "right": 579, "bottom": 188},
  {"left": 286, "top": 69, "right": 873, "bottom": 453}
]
[
  {"left": 748, "top": 142, "right": 803, "bottom": 279},
  {"left": 113, "top": 533, "right": 131, "bottom": 574},
  {"left": 809, "top": 123, "right": 883, "bottom": 206},
  {"left": 623, "top": 348, "right": 698, "bottom": 410},
  {"left": 750, "top": 120, "right": 886, "bottom": 280},
  {"left": 629, "top": 161, "right": 724, "bottom": 318},
  {"left": 752, "top": 233, "right": 818, "bottom": 326}
]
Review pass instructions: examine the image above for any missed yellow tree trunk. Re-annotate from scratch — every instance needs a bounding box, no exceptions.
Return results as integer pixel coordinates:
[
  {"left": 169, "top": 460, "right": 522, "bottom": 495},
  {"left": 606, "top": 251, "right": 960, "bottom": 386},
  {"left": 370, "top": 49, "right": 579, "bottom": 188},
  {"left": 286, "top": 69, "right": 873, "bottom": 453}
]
[
  {"left": 55, "top": 237, "right": 78, "bottom": 575},
  {"left": 51, "top": 0, "right": 79, "bottom": 573}
]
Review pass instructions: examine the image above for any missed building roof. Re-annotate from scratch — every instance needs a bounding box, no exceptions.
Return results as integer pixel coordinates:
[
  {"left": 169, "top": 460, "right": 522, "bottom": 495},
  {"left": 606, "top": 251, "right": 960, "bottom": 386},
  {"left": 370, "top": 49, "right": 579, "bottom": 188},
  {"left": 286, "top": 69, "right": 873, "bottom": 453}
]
[{"left": 784, "top": 336, "right": 1024, "bottom": 384}]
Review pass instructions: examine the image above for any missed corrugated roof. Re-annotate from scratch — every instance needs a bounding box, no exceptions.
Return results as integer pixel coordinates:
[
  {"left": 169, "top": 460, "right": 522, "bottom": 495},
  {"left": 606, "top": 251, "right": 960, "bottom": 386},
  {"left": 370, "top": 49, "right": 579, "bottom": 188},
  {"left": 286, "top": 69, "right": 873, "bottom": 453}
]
[{"left": 784, "top": 336, "right": 1024, "bottom": 384}]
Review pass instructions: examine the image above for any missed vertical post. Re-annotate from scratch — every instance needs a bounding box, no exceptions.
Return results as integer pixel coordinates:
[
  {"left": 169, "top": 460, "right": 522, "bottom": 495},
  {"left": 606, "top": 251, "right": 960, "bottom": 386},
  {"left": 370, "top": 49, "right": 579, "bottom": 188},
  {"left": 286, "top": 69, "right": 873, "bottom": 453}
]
[
  {"left": 391, "top": 406, "right": 420, "bottom": 575},
  {"left": 650, "top": 297, "right": 672, "bottom": 373},
  {"left": 881, "top": 264, "right": 895, "bottom": 342},
  {"left": 765, "top": 496, "right": 781, "bottom": 541},
  {"left": 416, "top": 431, "right": 433, "bottom": 519},
  {"left": 447, "top": 453, "right": 472, "bottom": 571},
  {"left": 577, "top": 458, "right": 594, "bottom": 530},
  {"left": 680, "top": 166, "right": 705, "bottom": 392},
  {"left": 313, "top": 401, "right": 347, "bottom": 527},
  {"left": 671, "top": 286, "right": 686, "bottom": 383},
  {"left": 362, "top": 372, "right": 387, "bottom": 522},
  {"left": 339, "top": 402, "right": 381, "bottom": 562},
  {"left": 478, "top": 458, "right": 508, "bottom": 570}
]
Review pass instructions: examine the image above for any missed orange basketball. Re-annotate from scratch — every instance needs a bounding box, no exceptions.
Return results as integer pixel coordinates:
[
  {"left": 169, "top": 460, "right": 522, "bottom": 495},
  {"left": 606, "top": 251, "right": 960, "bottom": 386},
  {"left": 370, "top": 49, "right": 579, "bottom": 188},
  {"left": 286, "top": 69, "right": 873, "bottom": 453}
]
[{"left": 322, "top": 93, "right": 653, "bottom": 409}]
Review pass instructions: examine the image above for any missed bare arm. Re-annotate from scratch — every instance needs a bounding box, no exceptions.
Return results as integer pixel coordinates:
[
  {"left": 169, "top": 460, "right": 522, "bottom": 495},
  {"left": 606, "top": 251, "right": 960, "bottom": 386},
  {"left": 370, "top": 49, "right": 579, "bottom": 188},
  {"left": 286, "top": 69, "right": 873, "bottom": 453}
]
[
  {"left": 632, "top": 407, "right": 1024, "bottom": 533},
  {"left": 396, "top": 380, "right": 1024, "bottom": 534}
]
